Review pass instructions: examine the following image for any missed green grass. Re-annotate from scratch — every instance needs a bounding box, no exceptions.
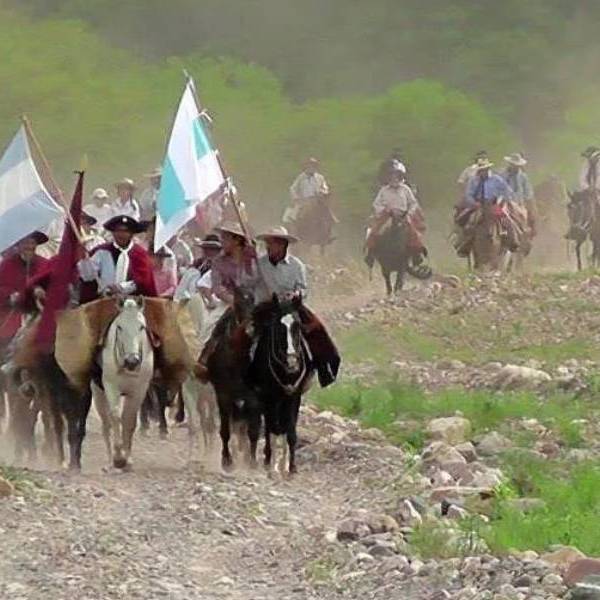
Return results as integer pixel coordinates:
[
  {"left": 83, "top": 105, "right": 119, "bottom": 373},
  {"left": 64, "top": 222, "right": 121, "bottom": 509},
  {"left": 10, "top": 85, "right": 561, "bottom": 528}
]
[
  {"left": 312, "top": 380, "right": 593, "bottom": 450},
  {"left": 483, "top": 458, "right": 600, "bottom": 556},
  {"left": 0, "top": 466, "right": 44, "bottom": 495}
]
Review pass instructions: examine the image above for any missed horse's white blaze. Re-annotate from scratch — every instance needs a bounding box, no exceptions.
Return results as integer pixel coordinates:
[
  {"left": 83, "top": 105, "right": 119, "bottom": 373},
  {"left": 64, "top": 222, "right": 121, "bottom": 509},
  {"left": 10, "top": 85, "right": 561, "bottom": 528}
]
[
  {"left": 281, "top": 314, "right": 297, "bottom": 361},
  {"left": 95, "top": 300, "right": 154, "bottom": 468}
]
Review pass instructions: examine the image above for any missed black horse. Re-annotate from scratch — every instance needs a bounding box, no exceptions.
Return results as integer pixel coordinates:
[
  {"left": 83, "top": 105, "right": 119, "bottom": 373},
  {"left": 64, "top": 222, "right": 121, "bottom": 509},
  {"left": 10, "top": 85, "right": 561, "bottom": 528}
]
[
  {"left": 250, "top": 296, "right": 312, "bottom": 474},
  {"left": 206, "top": 288, "right": 262, "bottom": 470},
  {"left": 566, "top": 189, "right": 600, "bottom": 270},
  {"left": 369, "top": 212, "right": 432, "bottom": 295}
]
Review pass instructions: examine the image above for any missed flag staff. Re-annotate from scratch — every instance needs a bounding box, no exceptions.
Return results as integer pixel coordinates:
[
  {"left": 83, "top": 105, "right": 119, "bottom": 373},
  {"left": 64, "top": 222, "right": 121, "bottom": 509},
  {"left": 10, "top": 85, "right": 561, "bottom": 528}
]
[{"left": 21, "top": 114, "right": 87, "bottom": 248}]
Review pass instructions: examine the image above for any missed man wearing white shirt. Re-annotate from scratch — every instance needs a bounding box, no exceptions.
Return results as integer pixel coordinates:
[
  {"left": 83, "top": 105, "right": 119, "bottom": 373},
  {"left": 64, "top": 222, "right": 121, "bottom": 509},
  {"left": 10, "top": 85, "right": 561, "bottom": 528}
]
[
  {"left": 107, "top": 178, "right": 141, "bottom": 221},
  {"left": 284, "top": 157, "right": 330, "bottom": 225}
]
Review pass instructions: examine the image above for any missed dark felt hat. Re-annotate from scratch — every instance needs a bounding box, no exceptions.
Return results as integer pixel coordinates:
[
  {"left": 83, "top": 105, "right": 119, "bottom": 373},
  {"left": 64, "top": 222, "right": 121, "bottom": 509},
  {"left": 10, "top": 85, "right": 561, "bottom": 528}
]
[{"left": 103, "top": 214, "right": 147, "bottom": 234}]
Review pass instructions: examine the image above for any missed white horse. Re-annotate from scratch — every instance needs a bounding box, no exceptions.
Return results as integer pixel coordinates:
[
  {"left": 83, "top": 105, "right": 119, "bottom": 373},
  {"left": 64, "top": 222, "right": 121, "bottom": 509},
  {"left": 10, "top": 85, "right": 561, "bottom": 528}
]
[
  {"left": 92, "top": 297, "right": 154, "bottom": 470},
  {"left": 180, "top": 292, "right": 225, "bottom": 461}
]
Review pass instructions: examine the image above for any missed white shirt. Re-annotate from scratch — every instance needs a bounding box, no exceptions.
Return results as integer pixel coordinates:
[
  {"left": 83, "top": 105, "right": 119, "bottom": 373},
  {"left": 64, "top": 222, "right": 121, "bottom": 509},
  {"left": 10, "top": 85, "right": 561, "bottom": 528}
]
[
  {"left": 458, "top": 164, "right": 478, "bottom": 186},
  {"left": 173, "top": 267, "right": 201, "bottom": 302},
  {"left": 290, "top": 171, "right": 329, "bottom": 202},
  {"left": 139, "top": 186, "right": 158, "bottom": 222},
  {"left": 106, "top": 198, "right": 141, "bottom": 221},
  {"left": 255, "top": 253, "right": 308, "bottom": 304},
  {"left": 373, "top": 183, "right": 419, "bottom": 216},
  {"left": 78, "top": 245, "right": 136, "bottom": 295},
  {"left": 84, "top": 202, "right": 111, "bottom": 227}
]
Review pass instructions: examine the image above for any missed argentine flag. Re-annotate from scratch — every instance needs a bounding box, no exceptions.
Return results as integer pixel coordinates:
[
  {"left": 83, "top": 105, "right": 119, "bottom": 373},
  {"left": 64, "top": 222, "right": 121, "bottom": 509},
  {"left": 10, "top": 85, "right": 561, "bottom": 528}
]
[
  {"left": 154, "top": 79, "right": 225, "bottom": 249},
  {"left": 0, "top": 125, "right": 64, "bottom": 254}
]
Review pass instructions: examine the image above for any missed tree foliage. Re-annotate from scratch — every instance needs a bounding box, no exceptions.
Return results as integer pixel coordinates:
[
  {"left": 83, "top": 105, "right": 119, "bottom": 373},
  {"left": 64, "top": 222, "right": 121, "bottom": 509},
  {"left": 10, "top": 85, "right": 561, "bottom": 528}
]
[{"left": 0, "top": 6, "right": 534, "bottom": 231}]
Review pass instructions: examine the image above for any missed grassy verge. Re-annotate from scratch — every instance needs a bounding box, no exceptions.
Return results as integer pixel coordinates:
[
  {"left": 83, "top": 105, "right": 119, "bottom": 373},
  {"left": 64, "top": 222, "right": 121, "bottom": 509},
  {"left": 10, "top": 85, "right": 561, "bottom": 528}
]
[
  {"left": 312, "top": 380, "right": 593, "bottom": 451},
  {"left": 483, "top": 456, "right": 600, "bottom": 556}
]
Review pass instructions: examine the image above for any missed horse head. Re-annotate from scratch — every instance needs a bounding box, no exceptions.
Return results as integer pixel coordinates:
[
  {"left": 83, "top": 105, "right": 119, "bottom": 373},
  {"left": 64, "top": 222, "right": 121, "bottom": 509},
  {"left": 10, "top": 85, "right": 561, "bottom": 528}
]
[
  {"left": 255, "top": 294, "right": 305, "bottom": 378},
  {"left": 232, "top": 285, "right": 255, "bottom": 324},
  {"left": 112, "top": 296, "right": 148, "bottom": 373}
]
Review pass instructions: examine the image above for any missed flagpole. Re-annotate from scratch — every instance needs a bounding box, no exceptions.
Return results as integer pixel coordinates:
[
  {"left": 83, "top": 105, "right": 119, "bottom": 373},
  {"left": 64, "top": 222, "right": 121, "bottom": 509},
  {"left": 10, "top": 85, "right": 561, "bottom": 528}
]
[{"left": 21, "top": 115, "right": 88, "bottom": 248}]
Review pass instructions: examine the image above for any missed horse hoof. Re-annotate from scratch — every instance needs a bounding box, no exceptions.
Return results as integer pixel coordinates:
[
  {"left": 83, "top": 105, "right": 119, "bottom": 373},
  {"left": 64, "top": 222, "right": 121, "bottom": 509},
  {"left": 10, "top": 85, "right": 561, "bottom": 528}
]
[
  {"left": 113, "top": 457, "right": 127, "bottom": 469},
  {"left": 159, "top": 431, "right": 168, "bottom": 441}
]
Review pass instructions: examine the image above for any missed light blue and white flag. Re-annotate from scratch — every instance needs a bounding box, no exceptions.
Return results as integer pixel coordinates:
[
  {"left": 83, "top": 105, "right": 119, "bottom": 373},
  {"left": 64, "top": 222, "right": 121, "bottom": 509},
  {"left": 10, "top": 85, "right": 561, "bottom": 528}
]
[
  {"left": 154, "top": 79, "right": 226, "bottom": 249},
  {"left": 0, "top": 125, "right": 64, "bottom": 253}
]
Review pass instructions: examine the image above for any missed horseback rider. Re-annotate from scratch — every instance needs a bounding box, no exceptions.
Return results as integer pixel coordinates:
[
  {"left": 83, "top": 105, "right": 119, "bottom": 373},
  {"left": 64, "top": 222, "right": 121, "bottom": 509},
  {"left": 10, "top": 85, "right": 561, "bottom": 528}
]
[
  {"left": 377, "top": 148, "right": 409, "bottom": 188},
  {"left": 0, "top": 231, "right": 50, "bottom": 361},
  {"left": 77, "top": 215, "right": 157, "bottom": 302},
  {"left": 139, "top": 167, "right": 161, "bottom": 223},
  {"left": 457, "top": 150, "right": 488, "bottom": 193},
  {"left": 501, "top": 152, "right": 537, "bottom": 237},
  {"left": 453, "top": 158, "right": 515, "bottom": 257},
  {"left": 284, "top": 157, "right": 331, "bottom": 227},
  {"left": 107, "top": 178, "right": 141, "bottom": 222},
  {"left": 174, "top": 234, "right": 222, "bottom": 302},
  {"left": 84, "top": 188, "right": 111, "bottom": 233},
  {"left": 366, "top": 167, "right": 426, "bottom": 266},
  {"left": 579, "top": 146, "right": 600, "bottom": 193},
  {"left": 254, "top": 226, "right": 339, "bottom": 387}
]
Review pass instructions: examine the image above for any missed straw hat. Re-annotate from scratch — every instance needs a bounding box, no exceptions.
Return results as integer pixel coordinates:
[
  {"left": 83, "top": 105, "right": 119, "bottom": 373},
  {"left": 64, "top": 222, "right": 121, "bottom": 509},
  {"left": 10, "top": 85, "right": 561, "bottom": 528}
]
[
  {"left": 194, "top": 234, "right": 222, "bottom": 250},
  {"left": 91, "top": 187, "right": 109, "bottom": 200},
  {"left": 215, "top": 221, "right": 247, "bottom": 239},
  {"left": 475, "top": 157, "right": 494, "bottom": 170},
  {"left": 504, "top": 152, "right": 527, "bottom": 167},
  {"left": 114, "top": 177, "right": 136, "bottom": 190},
  {"left": 582, "top": 146, "right": 600, "bottom": 159},
  {"left": 103, "top": 215, "right": 147, "bottom": 234},
  {"left": 21, "top": 231, "right": 49, "bottom": 245},
  {"left": 257, "top": 226, "right": 298, "bottom": 243}
]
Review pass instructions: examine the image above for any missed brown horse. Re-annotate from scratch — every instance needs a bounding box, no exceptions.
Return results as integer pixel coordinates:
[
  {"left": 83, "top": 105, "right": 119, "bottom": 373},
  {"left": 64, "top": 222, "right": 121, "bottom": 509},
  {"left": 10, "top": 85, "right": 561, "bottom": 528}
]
[
  {"left": 293, "top": 196, "right": 337, "bottom": 256},
  {"left": 470, "top": 203, "right": 508, "bottom": 271},
  {"left": 566, "top": 189, "right": 600, "bottom": 270}
]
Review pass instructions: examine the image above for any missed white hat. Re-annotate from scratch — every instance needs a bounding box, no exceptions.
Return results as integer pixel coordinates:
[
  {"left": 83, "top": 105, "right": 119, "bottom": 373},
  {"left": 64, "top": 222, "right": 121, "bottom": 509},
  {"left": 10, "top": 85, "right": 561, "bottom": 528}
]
[
  {"left": 92, "top": 187, "right": 109, "bottom": 200},
  {"left": 504, "top": 153, "right": 527, "bottom": 167},
  {"left": 256, "top": 225, "right": 299, "bottom": 243},
  {"left": 390, "top": 159, "right": 407, "bottom": 174},
  {"left": 115, "top": 177, "right": 136, "bottom": 190}
]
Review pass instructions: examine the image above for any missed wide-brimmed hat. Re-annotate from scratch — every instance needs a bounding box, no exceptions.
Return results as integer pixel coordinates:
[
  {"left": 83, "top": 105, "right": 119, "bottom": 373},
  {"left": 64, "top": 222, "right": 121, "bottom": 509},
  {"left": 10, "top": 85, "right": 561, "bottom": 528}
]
[
  {"left": 103, "top": 215, "right": 147, "bottom": 234},
  {"left": 304, "top": 157, "right": 319, "bottom": 167},
  {"left": 81, "top": 212, "right": 97, "bottom": 226},
  {"left": 582, "top": 146, "right": 600, "bottom": 159},
  {"left": 390, "top": 160, "right": 407, "bottom": 175},
  {"left": 215, "top": 221, "right": 248, "bottom": 239},
  {"left": 475, "top": 157, "right": 494, "bottom": 170},
  {"left": 144, "top": 167, "right": 162, "bottom": 179},
  {"left": 91, "top": 187, "right": 109, "bottom": 200},
  {"left": 194, "top": 233, "right": 222, "bottom": 250},
  {"left": 256, "top": 226, "right": 299, "bottom": 243},
  {"left": 504, "top": 152, "right": 527, "bottom": 167},
  {"left": 473, "top": 149, "right": 488, "bottom": 160},
  {"left": 20, "top": 231, "right": 49, "bottom": 245},
  {"left": 114, "top": 177, "right": 136, "bottom": 190},
  {"left": 153, "top": 246, "right": 172, "bottom": 258}
]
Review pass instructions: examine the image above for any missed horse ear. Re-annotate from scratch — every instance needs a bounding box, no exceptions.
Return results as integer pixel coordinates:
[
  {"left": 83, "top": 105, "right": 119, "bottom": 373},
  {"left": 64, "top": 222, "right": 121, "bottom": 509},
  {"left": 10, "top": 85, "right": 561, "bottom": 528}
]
[
  {"left": 136, "top": 295, "right": 145, "bottom": 309},
  {"left": 272, "top": 292, "right": 279, "bottom": 306},
  {"left": 117, "top": 296, "right": 126, "bottom": 308}
]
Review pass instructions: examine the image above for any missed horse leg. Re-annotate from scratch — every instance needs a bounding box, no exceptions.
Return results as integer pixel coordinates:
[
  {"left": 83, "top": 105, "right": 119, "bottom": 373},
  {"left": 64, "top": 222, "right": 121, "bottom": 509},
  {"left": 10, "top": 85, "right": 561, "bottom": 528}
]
[
  {"left": 92, "top": 383, "right": 114, "bottom": 467},
  {"left": 155, "top": 386, "right": 169, "bottom": 440},
  {"left": 139, "top": 392, "right": 151, "bottom": 436},
  {"left": 100, "top": 382, "right": 125, "bottom": 469},
  {"left": 575, "top": 241, "right": 582, "bottom": 271},
  {"left": 246, "top": 410, "right": 260, "bottom": 468},
  {"left": 382, "top": 267, "right": 392, "bottom": 296},
  {"left": 394, "top": 269, "right": 405, "bottom": 294},
  {"left": 218, "top": 403, "right": 233, "bottom": 470},
  {"left": 287, "top": 396, "right": 301, "bottom": 475},
  {"left": 66, "top": 390, "right": 92, "bottom": 471},
  {"left": 182, "top": 377, "right": 200, "bottom": 460},
  {"left": 264, "top": 419, "right": 272, "bottom": 468},
  {"left": 121, "top": 394, "right": 143, "bottom": 469}
]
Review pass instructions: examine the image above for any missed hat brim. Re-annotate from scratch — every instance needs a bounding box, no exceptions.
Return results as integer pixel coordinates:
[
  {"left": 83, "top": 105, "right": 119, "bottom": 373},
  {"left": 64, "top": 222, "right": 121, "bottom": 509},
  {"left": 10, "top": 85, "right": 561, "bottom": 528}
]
[
  {"left": 22, "top": 231, "right": 49, "bottom": 245},
  {"left": 103, "top": 217, "right": 147, "bottom": 234},
  {"left": 114, "top": 182, "right": 136, "bottom": 190},
  {"left": 504, "top": 156, "right": 527, "bottom": 166},
  {"left": 256, "top": 233, "right": 299, "bottom": 244},
  {"left": 214, "top": 225, "right": 248, "bottom": 239},
  {"left": 82, "top": 213, "right": 97, "bottom": 226},
  {"left": 196, "top": 241, "right": 223, "bottom": 249}
]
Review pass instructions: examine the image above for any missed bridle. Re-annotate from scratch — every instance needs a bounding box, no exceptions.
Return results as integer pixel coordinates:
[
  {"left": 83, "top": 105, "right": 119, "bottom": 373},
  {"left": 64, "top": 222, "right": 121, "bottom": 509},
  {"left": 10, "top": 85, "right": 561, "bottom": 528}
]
[{"left": 265, "top": 314, "right": 307, "bottom": 395}]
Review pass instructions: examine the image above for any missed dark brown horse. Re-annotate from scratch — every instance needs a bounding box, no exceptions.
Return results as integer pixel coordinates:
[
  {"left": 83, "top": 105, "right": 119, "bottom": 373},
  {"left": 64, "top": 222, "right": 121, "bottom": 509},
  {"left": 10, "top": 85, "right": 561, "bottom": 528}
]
[
  {"left": 206, "top": 288, "right": 262, "bottom": 470},
  {"left": 293, "top": 196, "right": 337, "bottom": 256},
  {"left": 566, "top": 189, "right": 600, "bottom": 270}
]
